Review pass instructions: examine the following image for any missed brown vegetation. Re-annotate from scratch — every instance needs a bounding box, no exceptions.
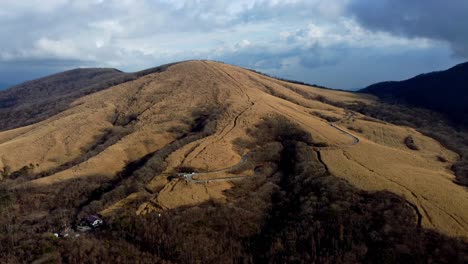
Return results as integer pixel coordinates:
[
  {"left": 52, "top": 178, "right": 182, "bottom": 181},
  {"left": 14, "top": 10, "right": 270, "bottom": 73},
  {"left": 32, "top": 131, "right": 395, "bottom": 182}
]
[
  {"left": 437, "top": 155, "right": 448, "bottom": 163},
  {"left": 313, "top": 111, "right": 341, "bottom": 122},
  {"left": 347, "top": 126, "right": 364, "bottom": 133}
]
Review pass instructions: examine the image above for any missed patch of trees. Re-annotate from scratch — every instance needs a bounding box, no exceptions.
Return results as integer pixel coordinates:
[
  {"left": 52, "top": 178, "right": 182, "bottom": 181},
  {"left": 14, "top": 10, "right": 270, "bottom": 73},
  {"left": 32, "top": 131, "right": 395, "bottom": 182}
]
[
  {"left": 347, "top": 126, "right": 364, "bottom": 133},
  {"left": 404, "top": 136, "right": 419, "bottom": 150},
  {"left": 312, "top": 111, "right": 341, "bottom": 123},
  {"left": 0, "top": 164, "right": 36, "bottom": 180}
]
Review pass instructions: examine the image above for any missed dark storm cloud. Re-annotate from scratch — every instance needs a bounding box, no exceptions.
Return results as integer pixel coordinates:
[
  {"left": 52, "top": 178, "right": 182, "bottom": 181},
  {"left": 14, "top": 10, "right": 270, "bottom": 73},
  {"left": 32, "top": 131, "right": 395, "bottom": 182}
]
[{"left": 348, "top": 0, "right": 468, "bottom": 57}]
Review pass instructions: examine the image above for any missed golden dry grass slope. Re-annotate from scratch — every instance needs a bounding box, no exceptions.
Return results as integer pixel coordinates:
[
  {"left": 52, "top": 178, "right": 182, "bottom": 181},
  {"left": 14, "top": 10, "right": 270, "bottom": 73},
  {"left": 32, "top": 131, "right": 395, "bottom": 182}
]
[{"left": 0, "top": 60, "right": 466, "bottom": 238}]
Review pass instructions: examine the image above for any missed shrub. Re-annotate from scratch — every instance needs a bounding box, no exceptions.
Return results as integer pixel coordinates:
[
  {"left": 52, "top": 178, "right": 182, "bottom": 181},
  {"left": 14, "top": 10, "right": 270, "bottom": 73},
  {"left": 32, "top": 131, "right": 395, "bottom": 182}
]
[
  {"left": 437, "top": 156, "right": 448, "bottom": 163},
  {"left": 347, "top": 126, "right": 364, "bottom": 133},
  {"left": 404, "top": 136, "right": 419, "bottom": 150},
  {"left": 313, "top": 111, "right": 341, "bottom": 123}
]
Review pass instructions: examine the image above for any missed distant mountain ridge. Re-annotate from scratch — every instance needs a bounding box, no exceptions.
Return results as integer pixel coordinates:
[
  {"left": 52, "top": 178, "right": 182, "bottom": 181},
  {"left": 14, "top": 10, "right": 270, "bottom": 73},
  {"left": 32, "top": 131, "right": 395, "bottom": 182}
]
[
  {"left": 0, "top": 68, "right": 132, "bottom": 131},
  {"left": 360, "top": 61, "right": 468, "bottom": 127}
]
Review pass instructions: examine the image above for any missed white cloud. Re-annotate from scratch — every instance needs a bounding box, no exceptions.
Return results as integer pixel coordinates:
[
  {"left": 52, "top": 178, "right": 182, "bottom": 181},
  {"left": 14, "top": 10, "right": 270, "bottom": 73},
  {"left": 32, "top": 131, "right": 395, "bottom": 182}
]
[
  {"left": 0, "top": 0, "right": 463, "bottom": 89},
  {"left": 236, "top": 40, "right": 251, "bottom": 49},
  {"left": 35, "top": 38, "right": 81, "bottom": 59},
  {"left": 0, "top": 0, "right": 437, "bottom": 66}
]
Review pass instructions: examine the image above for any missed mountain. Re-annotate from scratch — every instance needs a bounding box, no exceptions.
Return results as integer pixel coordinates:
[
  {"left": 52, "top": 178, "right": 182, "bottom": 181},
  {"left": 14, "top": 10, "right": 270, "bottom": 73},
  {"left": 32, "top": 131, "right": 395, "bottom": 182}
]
[
  {"left": 0, "top": 63, "right": 176, "bottom": 131},
  {"left": 0, "top": 61, "right": 466, "bottom": 263},
  {"left": 360, "top": 62, "right": 468, "bottom": 127},
  {"left": 0, "top": 68, "right": 132, "bottom": 131}
]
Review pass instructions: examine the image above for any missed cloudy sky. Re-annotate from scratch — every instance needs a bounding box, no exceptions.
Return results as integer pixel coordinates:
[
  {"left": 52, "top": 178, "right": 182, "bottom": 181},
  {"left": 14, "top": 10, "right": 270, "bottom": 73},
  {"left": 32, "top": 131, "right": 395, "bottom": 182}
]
[{"left": 0, "top": 0, "right": 466, "bottom": 90}]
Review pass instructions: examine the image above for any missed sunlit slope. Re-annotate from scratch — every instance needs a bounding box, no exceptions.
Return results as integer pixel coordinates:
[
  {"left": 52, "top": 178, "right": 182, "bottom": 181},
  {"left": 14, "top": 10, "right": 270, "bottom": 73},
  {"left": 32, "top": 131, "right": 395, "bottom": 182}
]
[{"left": 0, "top": 60, "right": 466, "bottom": 238}]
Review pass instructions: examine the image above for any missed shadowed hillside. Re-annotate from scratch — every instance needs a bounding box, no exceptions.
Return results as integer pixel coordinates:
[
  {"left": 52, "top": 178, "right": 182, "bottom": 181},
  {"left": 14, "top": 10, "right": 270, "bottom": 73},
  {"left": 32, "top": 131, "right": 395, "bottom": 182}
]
[{"left": 360, "top": 61, "right": 468, "bottom": 127}]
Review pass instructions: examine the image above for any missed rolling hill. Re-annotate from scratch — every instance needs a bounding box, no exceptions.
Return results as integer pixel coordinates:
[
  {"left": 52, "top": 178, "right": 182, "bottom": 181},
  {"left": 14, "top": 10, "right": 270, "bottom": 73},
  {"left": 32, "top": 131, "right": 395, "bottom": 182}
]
[
  {"left": 0, "top": 61, "right": 466, "bottom": 263},
  {"left": 360, "top": 61, "right": 468, "bottom": 127},
  {"left": 0, "top": 63, "right": 177, "bottom": 131}
]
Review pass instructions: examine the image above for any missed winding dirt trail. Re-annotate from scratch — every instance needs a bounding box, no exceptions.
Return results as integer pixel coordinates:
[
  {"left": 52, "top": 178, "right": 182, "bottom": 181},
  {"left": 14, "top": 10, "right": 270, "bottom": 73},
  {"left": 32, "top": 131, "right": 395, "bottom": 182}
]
[{"left": 329, "top": 112, "right": 359, "bottom": 146}]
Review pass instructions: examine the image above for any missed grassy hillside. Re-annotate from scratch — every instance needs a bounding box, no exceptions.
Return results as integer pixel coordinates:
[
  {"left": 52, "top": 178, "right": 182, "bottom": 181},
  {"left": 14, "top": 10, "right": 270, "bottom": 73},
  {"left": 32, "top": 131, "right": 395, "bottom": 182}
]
[
  {"left": 0, "top": 68, "right": 133, "bottom": 131},
  {"left": 0, "top": 61, "right": 466, "bottom": 263},
  {"left": 360, "top": 61, "right": 468, "bottom": 127}
]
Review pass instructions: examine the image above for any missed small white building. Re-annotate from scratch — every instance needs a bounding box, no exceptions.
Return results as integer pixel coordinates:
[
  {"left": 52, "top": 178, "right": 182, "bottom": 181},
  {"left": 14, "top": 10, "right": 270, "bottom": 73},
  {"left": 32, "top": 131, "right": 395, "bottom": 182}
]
[{"left": 84, "top": 215, "right": 104, "bottom": 227}]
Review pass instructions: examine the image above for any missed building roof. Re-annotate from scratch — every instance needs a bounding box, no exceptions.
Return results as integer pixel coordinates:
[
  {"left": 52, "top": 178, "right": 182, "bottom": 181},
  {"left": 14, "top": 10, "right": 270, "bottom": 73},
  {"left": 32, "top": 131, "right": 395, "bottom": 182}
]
[{"left": 84, "top": 215, "right": 102, "bottom": 223}]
